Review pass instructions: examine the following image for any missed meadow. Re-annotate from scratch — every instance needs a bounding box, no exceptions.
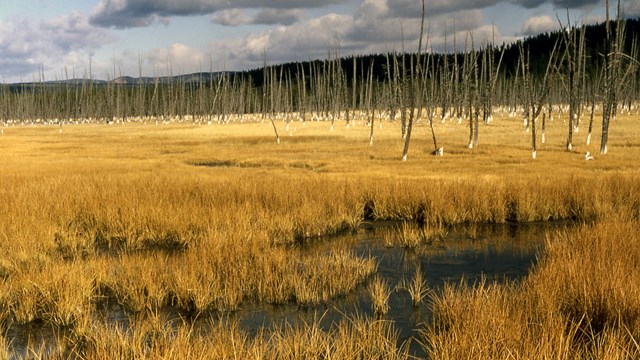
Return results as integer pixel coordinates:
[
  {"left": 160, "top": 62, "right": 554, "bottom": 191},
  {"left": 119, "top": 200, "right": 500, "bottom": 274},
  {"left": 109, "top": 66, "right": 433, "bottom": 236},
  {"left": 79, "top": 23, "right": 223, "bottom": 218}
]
[{"left": 0, "top": 109, "right": 639, "bottom": 358}]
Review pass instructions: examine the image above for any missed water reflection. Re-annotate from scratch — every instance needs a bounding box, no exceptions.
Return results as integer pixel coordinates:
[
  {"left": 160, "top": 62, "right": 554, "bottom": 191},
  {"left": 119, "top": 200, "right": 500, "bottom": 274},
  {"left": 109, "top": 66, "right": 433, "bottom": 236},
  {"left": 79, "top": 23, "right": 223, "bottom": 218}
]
[
  {"left": 3, "top": 221, "right": 570, "bottom": 358},
  {"left": 235, "top": 221, "right": 570, "bottom": 358}
]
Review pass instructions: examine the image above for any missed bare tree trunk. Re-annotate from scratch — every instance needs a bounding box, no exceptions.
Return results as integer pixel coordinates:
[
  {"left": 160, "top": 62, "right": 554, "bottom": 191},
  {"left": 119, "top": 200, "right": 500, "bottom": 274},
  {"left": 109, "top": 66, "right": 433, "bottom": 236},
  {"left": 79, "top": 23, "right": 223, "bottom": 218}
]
[
  {"left": 263, "top": 53, "right": 280, "bottom": 144},
  {"left": 587, "top": 97, "right": 595, "bottom": 145},
  {"left": 541, "top": 110, "right": 547, "bottom": 144},
  {"left": 368, "top": 62, "right": 375, "bottom": 146},
  {"left": 401, "top": 0, "right": 425, "bottom": 161},
  {"left": 601, "top": 0, "right": 615, "bottom": 154},
  {"left": 468, "top": 32, "right": 479, "bottom": 149}
]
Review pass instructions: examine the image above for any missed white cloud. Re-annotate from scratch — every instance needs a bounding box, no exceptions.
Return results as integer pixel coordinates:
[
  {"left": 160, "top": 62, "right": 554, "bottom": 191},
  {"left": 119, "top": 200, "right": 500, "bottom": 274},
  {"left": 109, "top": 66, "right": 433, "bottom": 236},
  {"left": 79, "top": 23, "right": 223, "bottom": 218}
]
[
  {"left": 146, "top": 43, "right": 208, "bottom": 74},
  {"left": 212, "top": 8, "right": 304, "bottom": 26},
  {"left": 0, "top": 0, "right": 612, "bottom": 82},
  {"left": 205, "top": 6, "right": 501, "bottom": 72},
  {"left": 624, "top": 0, "right": 640, "bottom": 17},
  {"left": 221, "top": 13, "right": 353, "bottom": 65},
  {"left": 0, "top": 13, "right": 114, "bottom": 81},
  {"left": 521, "top": 15, "right": 558, "bottom": 35},
  {"left": 211, "top": 9, "right": 252, "bottom": 26}
]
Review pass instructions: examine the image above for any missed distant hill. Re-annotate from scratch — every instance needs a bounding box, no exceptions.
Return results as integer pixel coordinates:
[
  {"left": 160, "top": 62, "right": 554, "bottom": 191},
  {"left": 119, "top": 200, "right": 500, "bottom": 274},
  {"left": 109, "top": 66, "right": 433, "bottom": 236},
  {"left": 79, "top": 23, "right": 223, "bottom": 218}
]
[
  {"left": 108, "top": 72, "right": 230, "bottom": 85},
  {"left": 11, "top": 72, "right": 230, "bottom": 87}
]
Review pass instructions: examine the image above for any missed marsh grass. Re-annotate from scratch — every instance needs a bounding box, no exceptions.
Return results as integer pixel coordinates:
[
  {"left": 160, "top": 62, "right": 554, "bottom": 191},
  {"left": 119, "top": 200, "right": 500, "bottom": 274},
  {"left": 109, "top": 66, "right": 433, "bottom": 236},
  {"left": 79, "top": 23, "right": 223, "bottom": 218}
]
[
  {"left": 397, "top": 265, "right": 430, "bottom": 307},
  {"left": 395, "top": 221, "right": 448, "bottom": 249},
  {"left": 0, "top": 114, "right": 639, "bottom": 357},
  {"left": 0, "top": 337, "right": 9, "bottom": 360},
  {"left": 423, "top": 220, "right": 640, "bottom": 359},
  {"left": 45, "top": 312, "right": 410, "bottom": 359},
  {"left": 369, "top": 276, "right": 391, "bottom": 316},
  {"left": 396, "top": 222, "right": 424, "bottom": 249}
]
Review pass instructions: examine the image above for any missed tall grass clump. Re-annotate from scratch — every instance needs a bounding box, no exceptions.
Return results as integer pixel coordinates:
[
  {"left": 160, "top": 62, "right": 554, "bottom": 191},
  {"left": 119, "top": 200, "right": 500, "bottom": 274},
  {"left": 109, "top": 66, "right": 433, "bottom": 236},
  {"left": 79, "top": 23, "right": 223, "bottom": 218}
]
[
  {"left": 369, "top": 276, "right": 391, "bottom": 316},
  {"left": 397, "top": 265, "right": 430, "bottom": 307},
  {"left": 394, "top": 221, "right": 447, "bottom": 249},
  {"left": 70, "top": 313, "right": 409, "bottom": 359},
  {"left": 528, "top": 220, "right": 640, "bottom": 343},
  {"left": 5, "top": 262, "right": 95, "bottom": 327},
  {"left": 422, "top": 219, "right": 640, "bottom": 359}
]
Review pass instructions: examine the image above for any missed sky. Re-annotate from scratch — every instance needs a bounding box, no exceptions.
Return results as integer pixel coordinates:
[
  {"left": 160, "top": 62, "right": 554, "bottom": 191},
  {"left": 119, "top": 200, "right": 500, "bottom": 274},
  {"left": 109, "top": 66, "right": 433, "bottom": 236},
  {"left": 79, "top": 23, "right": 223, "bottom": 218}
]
[{"left": 0, "top": 0, "right": 634, "bottom": 83}]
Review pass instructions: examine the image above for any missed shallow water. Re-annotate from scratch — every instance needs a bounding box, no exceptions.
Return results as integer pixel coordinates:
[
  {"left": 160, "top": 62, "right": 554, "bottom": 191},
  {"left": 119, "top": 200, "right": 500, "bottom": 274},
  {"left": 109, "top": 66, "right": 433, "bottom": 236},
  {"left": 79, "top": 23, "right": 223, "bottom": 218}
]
[
  {"left": 4, "top": 221, "right": 568, "bottom": 358},
  {"left": 233, "top": 221, "right": 568, "bottom": 358}
]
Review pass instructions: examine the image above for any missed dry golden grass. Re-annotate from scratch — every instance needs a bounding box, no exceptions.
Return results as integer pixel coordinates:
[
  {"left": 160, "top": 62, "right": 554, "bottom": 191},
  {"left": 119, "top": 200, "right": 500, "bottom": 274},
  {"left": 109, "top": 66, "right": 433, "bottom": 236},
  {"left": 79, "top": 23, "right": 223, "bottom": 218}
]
[
  {"left": 423, "top": 220, "right": 640, "bottom": 359},
  {"left": 11, "top": 312, "right": 410, "bottom": 359},
  {"left": 397, "top": 265, "right": 430, "bottom": 308},
  {"left": 0, "top": 111, "right": 638, "bottom": 357},
  {"left": 369, "top": 276, "right": 391, "bottom": 316}
]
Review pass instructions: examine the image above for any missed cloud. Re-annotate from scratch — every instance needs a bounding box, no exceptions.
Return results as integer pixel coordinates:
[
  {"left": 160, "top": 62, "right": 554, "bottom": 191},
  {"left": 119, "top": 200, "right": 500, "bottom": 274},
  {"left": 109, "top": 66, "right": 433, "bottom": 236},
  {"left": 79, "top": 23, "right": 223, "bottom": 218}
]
[
  {"left": 385, "top": 0, "right": 501, "bottom": 18},
  {"left": 90, "top": 0, "right": 342, "bottom": 28},
  {"left": 212, "top": 8, "right": 304, "bottom": 26},
  {"left": 624, "top": 0, "right": 640, "bottom": 17},
  {"left": 512, "top": 0, "right": 602, "bottom": 9},
  {"left": 218, "top": 13, "right": 353, "bottom": 66},
  {"left": 146, "top": 43, "right": 208, "bottom": 74},
  {"left": 211, "top": 9, "right": 251, "bottom": 26},
  {"left": 0, "top": 13, "right": 114, "bottom": 81},
  {"left": 253, "top": 8, "right": 304, "bottom": 25},
  {"left": 206, "top": 5, "right": 501, "bottom": 72},
  {"left": 1, "top": 0, "right": 610, "bottom": 82},
  {"left": 41, "top": 12, "right": 115, "bottom": 53},
  {"left": 521, "top": 15, "right": 558, "bottom": 35}
]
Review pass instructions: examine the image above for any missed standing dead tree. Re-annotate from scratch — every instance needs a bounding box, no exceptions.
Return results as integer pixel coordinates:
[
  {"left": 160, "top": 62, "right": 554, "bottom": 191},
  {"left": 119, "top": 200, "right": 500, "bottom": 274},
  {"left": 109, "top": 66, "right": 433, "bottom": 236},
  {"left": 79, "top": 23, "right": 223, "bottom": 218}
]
[
  {"left": 401, "top": 0, "right": 425, "bottom": 161},
  {"left": 557, "top": 12, "right": 586, "bottom": 151},
  {"left": 519, "top": 39, "right": 559, "bottom": 159},
  {"left": 466, "top": 31, "right": 480, "bottom": 149},
  {"left": 423, "top": 47, "right": 441, "bottom": 155},
  {"left": 262, "top": 52, "right": 280, "bottom": 144},
  {"left": 600, "top": 0, "right": 636, "bottom": 155},
  {"left": 367, "top": 61, "right": 376, "bottom": 145}
]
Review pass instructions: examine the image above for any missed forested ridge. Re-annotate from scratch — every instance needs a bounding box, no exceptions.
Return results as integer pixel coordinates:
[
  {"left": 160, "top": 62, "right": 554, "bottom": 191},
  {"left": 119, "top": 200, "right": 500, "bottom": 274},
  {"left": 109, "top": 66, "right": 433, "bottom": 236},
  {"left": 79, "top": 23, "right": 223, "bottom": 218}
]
[{"left": 239, "top": 18, "right": 640, "bottom": 87}]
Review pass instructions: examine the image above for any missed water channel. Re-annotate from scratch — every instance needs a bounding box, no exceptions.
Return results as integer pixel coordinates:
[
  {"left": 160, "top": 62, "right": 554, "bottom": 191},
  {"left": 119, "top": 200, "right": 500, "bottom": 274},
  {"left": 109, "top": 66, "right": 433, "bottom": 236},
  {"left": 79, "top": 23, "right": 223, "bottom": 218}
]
[
  {"left": 235, "top": 221, "right": 568, "bottom": 358},
  {"left": 5, "top": 221, "right": 569, "bottom": 358}
]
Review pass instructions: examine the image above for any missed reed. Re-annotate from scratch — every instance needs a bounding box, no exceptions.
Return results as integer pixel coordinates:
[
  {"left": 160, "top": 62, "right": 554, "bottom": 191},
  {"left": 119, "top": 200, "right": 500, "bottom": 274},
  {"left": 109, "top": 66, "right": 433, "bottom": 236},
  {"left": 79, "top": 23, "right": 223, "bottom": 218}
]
[
  {"left": 397, "top": 265, "right": 430, "bottom": 307},
  {"left": 369, "top": 276, "right": 391, "bottom": 316},
  {"left": 57, "top": 312, "right": 409, "bottom": 359},
  {"left": 396, "top": 222, "right": 423, "bottom": 249},
  {"left": 422, "top": 219, "right": 640, "bottom": 359},
  {"left": 0, "top": 337, "right": 9, "bottom": 360}
]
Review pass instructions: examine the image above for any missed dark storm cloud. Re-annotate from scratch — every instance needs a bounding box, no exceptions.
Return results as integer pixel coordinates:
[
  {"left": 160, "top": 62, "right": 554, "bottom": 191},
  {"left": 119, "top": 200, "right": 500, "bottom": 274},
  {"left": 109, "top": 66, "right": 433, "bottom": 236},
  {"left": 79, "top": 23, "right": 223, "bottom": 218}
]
[{"left": 90, "top": 0, "right": 341, "bottom": 28}]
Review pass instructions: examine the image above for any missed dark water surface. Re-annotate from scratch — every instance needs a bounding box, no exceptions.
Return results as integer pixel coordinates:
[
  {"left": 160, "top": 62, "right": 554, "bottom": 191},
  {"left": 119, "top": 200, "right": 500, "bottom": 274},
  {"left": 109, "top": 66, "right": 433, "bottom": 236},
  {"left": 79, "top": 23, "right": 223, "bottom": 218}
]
[
  {"left": 234, "top": 221, "right": 569, "bottom": 358},
  {"left": 5, "top": 221, "right": 569, "bottom": 358}
]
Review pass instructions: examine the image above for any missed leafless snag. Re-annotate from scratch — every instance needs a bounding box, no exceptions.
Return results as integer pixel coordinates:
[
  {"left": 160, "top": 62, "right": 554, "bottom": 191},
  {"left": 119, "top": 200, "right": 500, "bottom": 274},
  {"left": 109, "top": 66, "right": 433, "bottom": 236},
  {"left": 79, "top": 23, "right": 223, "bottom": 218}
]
[{"left": 401, "top": 0, "right": 425, "bottom": 161}]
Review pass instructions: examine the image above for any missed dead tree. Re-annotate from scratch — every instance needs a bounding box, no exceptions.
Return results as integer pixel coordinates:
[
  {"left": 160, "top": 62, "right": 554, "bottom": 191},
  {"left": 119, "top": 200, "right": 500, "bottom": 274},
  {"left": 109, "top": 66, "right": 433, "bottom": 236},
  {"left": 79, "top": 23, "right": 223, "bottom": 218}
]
[
  {"left": 401, "top": 0, "right": 425, "bottom": 161},
  {"left": 519, "top": 39, "right": 559, "bottom": 159}
]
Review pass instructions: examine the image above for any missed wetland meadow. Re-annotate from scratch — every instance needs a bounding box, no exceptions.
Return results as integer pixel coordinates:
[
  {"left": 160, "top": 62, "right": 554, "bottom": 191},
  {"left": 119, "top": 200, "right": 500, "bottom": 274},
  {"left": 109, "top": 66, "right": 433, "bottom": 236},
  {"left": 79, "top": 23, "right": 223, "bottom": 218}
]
[{"left": 1, "top": 111, "right": 639, "bottom": 358}]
